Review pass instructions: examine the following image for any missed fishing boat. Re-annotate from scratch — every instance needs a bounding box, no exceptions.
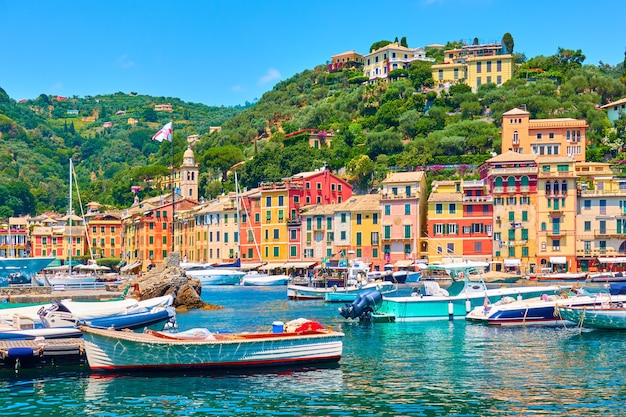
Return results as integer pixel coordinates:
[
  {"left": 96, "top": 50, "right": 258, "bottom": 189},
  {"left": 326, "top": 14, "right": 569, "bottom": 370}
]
[
  {"left": 80, "top": 318, "right": 344, "bottom": 372},
  {"left": 557, "top": 303, "right": 626, "bottom": 329},
  {"left": 338, "top": 262, "right": 564, "bottom": 322},
  {"left": 465, "top": 287, "right": 626, "bottom": 326},
  {"left": 0, "top": 257, "right": 56, "bottom": 286},
  {"left": 288, "top": 259, "right": 375, "bottom": 300},
  {"left": 241, "top": 271, "right": 290, "bottom": 286},
  {"left": 324, "top": 282, "right": 398, "bottom": 303}
]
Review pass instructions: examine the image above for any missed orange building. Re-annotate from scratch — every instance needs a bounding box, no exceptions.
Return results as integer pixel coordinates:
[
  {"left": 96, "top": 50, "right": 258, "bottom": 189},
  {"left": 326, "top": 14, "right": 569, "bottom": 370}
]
[{"left": 501, "top": 107, "right": 588, "bottom": 163}]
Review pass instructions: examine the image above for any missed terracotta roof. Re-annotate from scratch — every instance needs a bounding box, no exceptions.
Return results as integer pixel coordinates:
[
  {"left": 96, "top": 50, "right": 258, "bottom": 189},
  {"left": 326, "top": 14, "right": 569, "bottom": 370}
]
[
  {"left": 383, "top": 171, "right": 425, "bottom": 184},
  {"left": 502, "top": 107, "right": 530, "bottom": 116},
  {"left": 428, "top": 192, "right": 463, "bottom": 202},
  {"left": 486, "top": 151, "right": 537, "bottom": 163},
  {"left": 600, "top": 97, "right": 626, "bottom": 109},
  {"left": 335, "top": 194, "right": 381, "bottom": 212}
]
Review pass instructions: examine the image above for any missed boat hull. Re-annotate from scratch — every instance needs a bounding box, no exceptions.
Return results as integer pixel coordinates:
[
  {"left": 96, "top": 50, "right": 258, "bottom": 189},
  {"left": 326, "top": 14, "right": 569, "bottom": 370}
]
[
  {"left": 185, "top": 269, "right": 245, "bottom": 285},
  {"left": 81, "top": 327, "right": 344, "bottom": 371},
  {"left": 242, "top": 274, "right": 290, "bottom": 286},
  {"left": 557, "top": 306, "right": 626, "bottom": 329},
  {"left": 0, "top": 257, "right": 56, "bottom": 286},
  {"left": 375, "top": 285, "right": 562, "bottom": 321},
  {"left": 324, "top": 283, "right": 397, "bottom": 303}
]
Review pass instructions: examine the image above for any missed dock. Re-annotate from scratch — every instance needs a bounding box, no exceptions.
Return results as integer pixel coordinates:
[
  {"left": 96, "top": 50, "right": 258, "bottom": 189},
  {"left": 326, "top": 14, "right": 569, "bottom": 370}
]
[{"left": 0, "top": 338, "right": 86, "bottom": 371}]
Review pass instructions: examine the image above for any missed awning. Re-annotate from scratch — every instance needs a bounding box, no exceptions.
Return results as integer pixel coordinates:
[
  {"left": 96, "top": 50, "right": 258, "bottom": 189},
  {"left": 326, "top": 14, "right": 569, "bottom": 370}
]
[
  {"left": 120, "top": 261, "right": 142, "bottom": 272},
  {"left": 504, "top": 259, "right": 521, "bottom": 267},
  {"left": 283, "top": 261, "right": 317, "bottom": 269},
  {"left": 549, "top": 256, "right": 567, "bottom": 264},
  {"left": 240, "top": 262, "right": 265, "bottom": 271},
  {"left": 394, "top": 260, "right": 413, "bottom": 268},
  {"left": 258, "top": 262, "right": 285, "bottom": 270},
  {"left": 598, "top": 257, "right": 626, "bottom": 264}
]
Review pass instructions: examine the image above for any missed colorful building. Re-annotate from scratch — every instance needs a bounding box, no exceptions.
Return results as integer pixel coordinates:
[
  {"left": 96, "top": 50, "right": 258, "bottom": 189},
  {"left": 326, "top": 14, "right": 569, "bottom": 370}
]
[
  {"left": 535, "top": 157, "right": 578, "bottom": 273},
  {"left": 426, "top": 179, "right": 493, "bottom": 264},
  {"left": 83, "top": 202, "right": 123, "bottom": 259},
  {"left": 481, "top": 152, "right": 538, "bottom": 274},
  {"left": 500, "top": 107, "right": 588, "bottom": 163},
  {"left": 431, "top": 42, "right": 513, "bottom": 91},
  {"left": 379, "top": 171, "right": 428, "bottom": 268},
  {"left": 363, "top": 42, "right": 433, "bottom": 81},
  {"left": 329, "top": 50, "right": 364, "bottom": 72}
]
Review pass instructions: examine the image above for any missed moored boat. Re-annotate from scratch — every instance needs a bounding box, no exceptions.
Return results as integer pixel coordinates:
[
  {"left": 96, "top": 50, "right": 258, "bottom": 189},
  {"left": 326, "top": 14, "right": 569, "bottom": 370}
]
[
  {"left": 465, "top": 287, "right": 626, "bottom": 326},
  {"left": 80, "top": 318, "right": 344, "bottom": 372},
  {"left": 339, "top": 262, "right": 563, "bottom": 322},
  {"left": 324, "top": 282, "right": 398, "bottom": 303},
  {"left": 184, "top": 267, "right": 245, "bottom": 285},
  {"left": 241, "top": 272, "right": 290, "bottom": 286},
  {"left": 0, "top": 257, "right": 56, "bottom": 286},
  {"left": 557, "top": 303, "right": 626, "bottom": 329}
]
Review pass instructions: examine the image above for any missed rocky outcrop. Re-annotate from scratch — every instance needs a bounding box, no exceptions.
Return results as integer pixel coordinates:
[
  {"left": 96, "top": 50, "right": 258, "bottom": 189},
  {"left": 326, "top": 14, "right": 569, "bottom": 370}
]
[{"left": 123, "top": 253, "right": 221, "bottom": 311}]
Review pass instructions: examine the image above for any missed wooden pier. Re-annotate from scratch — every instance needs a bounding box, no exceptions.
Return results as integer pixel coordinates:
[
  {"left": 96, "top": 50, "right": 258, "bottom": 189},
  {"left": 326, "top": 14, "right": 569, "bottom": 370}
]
[{"left": 0, "top": 338, "right": 86, "bottom": 371}]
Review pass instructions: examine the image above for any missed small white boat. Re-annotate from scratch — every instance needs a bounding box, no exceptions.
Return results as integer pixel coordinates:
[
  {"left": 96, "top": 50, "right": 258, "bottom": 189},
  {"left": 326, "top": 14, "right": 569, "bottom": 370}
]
[
  {"left": 81, "top": 318, "right": 344, "bottom": 371},
  {"left": 241, "top": 272, "right": 290, "bottom": 286},
  {"left": 324, "top": 282, "right": 398, "bottom": 303},
  {"left": 184, "top": 267, "right": 245, "bottom": 285}
]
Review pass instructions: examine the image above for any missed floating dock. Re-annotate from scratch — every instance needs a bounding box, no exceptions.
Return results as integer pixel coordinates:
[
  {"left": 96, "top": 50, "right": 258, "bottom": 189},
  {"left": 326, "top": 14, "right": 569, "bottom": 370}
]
[{"left": 0, "top": 338, "right": 86, "bottom": 371}]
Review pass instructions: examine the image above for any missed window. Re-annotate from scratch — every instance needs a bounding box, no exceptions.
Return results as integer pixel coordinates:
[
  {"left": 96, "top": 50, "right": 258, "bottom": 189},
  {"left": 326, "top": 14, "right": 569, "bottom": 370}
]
[
  {"left": 537, "top": 133, "right": 543, "bottom": 140},
  {"left": 278, "top": 196, "right": 284, "bottom": 206},
  {"left": 476, "top": 62, "right": 482, "bottom": 73},
  {"left": 356, "top": 214, "right": 362, "bottom": 225},
  {"left": 371, "top": 232, "right": 379, "bottom": 245},
  {"left": 265, "top": 196, "right": 272, "bottom": 207},
  {"left": 435, "top": 204, "right": 443, "bottom": 215},
  {"left": 384, "top": 226, "right": 391, "bottom": 239},
  {"left": 340, "top": 231, "right": 347, "bottom": 240},
  {"left": 373, "top": 213, "right": 378, "bottom": 224},
  {"left": 405, "top": 204, "right": 411, "bottom": 215},
  {"left": 266, "top": 211, "right": 271, "bottom": 221},
  {"left": 341, "top": 213, "right": 347, "bottom": 223},
  {"left": 356, "top": 232, "right": 362, "bottom": 246},
  {"left": 384, "top": 205, "right": 391, "bottom": 215},
  {"left": 404, "top": 225, "right": 411, "bottom": 239},
  {"left": 447, "top": 243, "right": 454, "bottom": 254},
  {"left": 449, "top": 204, "right": 456, "bottom": 214}
]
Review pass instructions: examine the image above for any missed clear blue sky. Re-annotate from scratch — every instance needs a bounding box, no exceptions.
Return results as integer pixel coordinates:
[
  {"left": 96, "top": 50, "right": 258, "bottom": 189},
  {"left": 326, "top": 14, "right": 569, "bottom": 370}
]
[{"left": 2, "top": 0, "right": 625, "bottom": 107}]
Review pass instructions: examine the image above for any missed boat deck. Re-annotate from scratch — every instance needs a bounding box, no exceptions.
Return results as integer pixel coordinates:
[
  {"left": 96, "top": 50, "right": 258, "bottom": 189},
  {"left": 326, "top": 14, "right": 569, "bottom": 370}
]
[{"left": 0, "top": 338, "right": 86, "bottom": 370}]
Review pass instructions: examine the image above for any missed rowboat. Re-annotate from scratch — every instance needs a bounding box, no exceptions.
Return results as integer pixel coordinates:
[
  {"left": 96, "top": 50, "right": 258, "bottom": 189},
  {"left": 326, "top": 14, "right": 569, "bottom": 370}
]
[{"left": 81, "top": 319, "right": 343, "bottom": 372}]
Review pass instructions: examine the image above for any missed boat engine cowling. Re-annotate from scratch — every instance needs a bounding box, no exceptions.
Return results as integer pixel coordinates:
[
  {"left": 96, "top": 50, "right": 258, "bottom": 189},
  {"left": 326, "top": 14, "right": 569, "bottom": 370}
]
[{"left": 339, "top": 289, "right": 383, "bottom": 320}]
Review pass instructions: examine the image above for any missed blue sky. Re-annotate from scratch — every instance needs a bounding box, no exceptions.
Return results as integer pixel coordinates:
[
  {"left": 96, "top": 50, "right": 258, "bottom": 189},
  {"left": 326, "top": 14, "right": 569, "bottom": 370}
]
[{"left": 2, "top": 1, "right": 625, "bottom": 107}]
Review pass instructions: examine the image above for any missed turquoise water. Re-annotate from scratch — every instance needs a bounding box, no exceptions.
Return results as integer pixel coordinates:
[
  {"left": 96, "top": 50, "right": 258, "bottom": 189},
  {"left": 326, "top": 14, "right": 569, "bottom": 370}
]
[{"left": 0, "top": 285, "right": 625, "bottom": 416}]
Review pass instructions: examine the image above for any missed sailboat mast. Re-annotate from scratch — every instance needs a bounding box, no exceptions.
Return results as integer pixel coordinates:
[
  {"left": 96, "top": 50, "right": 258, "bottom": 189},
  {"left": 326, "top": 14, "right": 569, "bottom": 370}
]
[
  {"left": 69, "top": 158, "right": 73, "bottom": 276},
  {"left": 235, "top": 170, "right": 240, "bottom": 260}
]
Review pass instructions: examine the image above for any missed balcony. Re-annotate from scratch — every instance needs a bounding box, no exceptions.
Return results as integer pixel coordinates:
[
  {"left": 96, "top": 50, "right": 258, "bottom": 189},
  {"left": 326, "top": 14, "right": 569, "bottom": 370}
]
[{"left": 463, "top": 195, "right": 493, "bottom": 203}]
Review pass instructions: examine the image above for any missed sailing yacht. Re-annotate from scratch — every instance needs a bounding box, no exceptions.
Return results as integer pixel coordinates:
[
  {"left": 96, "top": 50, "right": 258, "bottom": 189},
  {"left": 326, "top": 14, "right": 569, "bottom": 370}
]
[{"left": 36, "top": 159, "right": 97, "bottom": 287}]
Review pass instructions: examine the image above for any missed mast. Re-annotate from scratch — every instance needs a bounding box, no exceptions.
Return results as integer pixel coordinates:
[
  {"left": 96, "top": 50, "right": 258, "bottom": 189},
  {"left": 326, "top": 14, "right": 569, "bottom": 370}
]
[
  {"left": 235, "top": 170, "right": 240, "bottom": 261},
  {"left": 69, "top": 158, "right": 73, "bottom": 276},
  {"left": 170, "top": 121, "right": 175, "bottom": 254}
]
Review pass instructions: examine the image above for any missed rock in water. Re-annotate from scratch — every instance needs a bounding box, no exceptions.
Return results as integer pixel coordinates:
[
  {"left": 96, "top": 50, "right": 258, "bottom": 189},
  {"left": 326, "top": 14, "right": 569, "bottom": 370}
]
[{"left": 123, "top": 253, "right": 220, "bottom": 310}]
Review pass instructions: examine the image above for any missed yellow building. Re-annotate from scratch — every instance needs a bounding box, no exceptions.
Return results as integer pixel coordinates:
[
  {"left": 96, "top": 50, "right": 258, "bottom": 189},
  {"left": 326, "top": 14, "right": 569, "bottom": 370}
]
[
  {"left": 363, "top": 42, "right": 433, "bottom": 81},
  {"left": 431, "top": 43, "right": 513, "bottom": 91},
  {"left": 576, "top": 162, "right": 626, "bottom": 273},
  {"left": 426, "top": 181, "right": 465, "bottom": 263},
  {"left": 259, "top": 182, "right": 290, "bottom": 263},
  {"left": 501, "top": 107, "right": 588, "bottom": 163},
  {"left": 333, "top": 194, "right": 382, "bottom": 267},
  {"left": 84, "top": 202, "right": 122, "bottom": 259},
  {"left": 535, "top": 157, "right": 578, "bottom": 273},
  {"left": 329, "top": 50, "right": 364, "bottom": 72}
]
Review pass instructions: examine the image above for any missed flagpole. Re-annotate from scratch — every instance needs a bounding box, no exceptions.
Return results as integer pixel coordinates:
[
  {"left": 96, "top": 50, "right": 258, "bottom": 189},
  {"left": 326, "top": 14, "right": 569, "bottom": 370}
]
[{"left": 170, "top": 120, "right": 175, "bottom": 254}]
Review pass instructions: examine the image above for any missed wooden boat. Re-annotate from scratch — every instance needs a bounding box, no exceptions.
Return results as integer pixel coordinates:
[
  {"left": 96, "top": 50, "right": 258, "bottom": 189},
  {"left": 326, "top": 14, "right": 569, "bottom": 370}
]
[
  {"left": 339, "top": 262, "right": 564, "bottom": 322},
  {"left": 557, "top": 302, "right": 626, "bottom": 329},
  {"left": 80, "top": 319, "right": 344, "bottom": 371}
]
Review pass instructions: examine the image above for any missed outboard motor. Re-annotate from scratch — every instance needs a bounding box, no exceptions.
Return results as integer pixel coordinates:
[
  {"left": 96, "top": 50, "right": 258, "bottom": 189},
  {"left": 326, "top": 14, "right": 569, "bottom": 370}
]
[{"left": 339, "top": 289, "right": 383, "bottom": 320}]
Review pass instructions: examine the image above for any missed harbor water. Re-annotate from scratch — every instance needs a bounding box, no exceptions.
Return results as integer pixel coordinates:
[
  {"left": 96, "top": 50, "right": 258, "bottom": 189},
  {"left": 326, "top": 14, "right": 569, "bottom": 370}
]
[{"left": 0, "top": 285, "right": 625, "bottom": 416}]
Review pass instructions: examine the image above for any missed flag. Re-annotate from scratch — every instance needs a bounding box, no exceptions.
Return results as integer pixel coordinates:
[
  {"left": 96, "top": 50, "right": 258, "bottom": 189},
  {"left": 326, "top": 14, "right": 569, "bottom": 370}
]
[{"left": 152, "top": 122, "right": 173, "bottom": 142}]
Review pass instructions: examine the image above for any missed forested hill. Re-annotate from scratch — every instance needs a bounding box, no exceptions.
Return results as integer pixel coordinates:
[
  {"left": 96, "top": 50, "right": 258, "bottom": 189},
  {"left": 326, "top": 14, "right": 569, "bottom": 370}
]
[{"left": 1, "top": 41, "right": 626, "bottom": 219}]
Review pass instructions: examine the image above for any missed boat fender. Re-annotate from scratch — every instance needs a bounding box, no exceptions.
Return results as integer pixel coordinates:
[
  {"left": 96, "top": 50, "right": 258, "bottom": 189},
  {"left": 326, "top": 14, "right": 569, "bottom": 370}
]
[
  {"left": 448, "top": 301, "right": 454, "bottom": 320},
  {"left": 7, "top": 347, "right": 35, "bottom": 358},
  {"left": 517, "top": 293, "right": 522, "bottom": 301},
  {"left": 465, "top": 299, "right": 471, "bottom": 313}
]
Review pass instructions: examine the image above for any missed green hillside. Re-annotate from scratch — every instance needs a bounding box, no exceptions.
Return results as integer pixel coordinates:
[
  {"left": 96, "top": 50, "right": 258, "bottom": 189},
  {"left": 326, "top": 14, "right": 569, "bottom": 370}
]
[{"left": 1, "top": 40, "right": 625, "bottom": 218}]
